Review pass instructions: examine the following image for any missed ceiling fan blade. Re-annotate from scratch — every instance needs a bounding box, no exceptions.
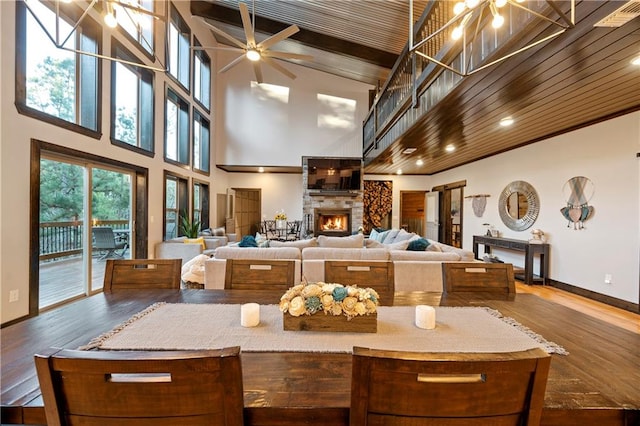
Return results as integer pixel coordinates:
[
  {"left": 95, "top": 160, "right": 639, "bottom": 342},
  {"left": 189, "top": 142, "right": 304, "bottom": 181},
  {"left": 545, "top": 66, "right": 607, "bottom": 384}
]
[
  {"left": 263, "top": 50, "right": 314, "bottom": 62},
  {"left": 192, "top": 46, "right": 245, "bottom": 53},
  {"left": 257, "top": 24, "right": 300, "bottom": 51},
  {"left": 219, "top": 54, "right": 246, "bottom": 73},
  {"left": 198, "top": 18, "right": 247, "bottom": 50},
  {"left": 239, "top": 2, "right": 256, "bottom": 48},
  {"left": 253, "top": 61, "right": 264, "bottom": 84},
  {"left": 262, "top": 56, "right": 296, "bottom": 80}
]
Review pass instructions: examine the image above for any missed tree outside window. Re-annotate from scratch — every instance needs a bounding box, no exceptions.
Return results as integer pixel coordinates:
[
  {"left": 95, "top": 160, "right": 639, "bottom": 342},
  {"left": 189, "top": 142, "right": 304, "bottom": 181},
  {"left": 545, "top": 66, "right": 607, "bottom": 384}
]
[
  {"left": 165, "top": 88, "right": 190, "bottom": 165},
  {"left": 167, "top": 4, "right": 191, "bottom": 91},
  {"left": 193, "top": 109, "right": 210, "bottom": 173}
]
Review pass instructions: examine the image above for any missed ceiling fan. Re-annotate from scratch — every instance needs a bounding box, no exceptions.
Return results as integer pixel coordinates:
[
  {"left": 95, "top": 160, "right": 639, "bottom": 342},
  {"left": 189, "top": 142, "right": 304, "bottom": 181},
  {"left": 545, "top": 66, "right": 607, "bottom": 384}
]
[{"left": 195, "top": 2, "right": 313, "bottom": 84}]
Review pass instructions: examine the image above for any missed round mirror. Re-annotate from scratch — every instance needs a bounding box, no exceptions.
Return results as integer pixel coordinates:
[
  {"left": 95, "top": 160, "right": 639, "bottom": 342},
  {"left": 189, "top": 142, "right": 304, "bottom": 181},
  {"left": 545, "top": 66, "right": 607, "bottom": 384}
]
[{"left": 498, "top": 181, "right": 539, "bottom": 231}]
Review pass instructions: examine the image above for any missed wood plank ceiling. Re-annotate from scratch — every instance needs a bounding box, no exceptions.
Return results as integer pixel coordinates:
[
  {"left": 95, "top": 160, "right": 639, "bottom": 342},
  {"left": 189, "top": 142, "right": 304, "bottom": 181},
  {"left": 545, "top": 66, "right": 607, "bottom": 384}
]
[{"left": 191, "top": 1, "right": 640, "bottom": 175}]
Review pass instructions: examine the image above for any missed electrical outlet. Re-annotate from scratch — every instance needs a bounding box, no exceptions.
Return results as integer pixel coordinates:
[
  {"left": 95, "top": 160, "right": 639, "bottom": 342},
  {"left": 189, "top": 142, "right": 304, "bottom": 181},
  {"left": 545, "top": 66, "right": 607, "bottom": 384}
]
[
  {"left": 9, "top": 289, "right": 19, "bottom": 303},
  {"left": 604, "top": 274, "right": 612, "bottom": 284}
]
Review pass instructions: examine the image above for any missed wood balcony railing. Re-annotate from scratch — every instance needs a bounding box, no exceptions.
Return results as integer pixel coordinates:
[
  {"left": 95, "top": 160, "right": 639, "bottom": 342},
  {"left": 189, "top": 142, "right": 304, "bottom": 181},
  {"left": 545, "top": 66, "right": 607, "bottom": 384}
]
[{"left": 39, "top": 220, "right": 129, "bottom": 262}]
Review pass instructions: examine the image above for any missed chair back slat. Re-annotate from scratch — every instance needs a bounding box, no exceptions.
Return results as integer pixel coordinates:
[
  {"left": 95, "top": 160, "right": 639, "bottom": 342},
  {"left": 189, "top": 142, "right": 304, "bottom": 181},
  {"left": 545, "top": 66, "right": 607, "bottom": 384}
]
[
  {"left": 442, "top": 262, "right": 515, "bottom": 294},
  {"left": 103, "top": 259, "right": 182, "bottom": 292},
  {"left": 35, "top": 347, "right": 244, "bottom": 426},
  {"left": 350, "top": 347, "right": 550, "bottom": 426}
]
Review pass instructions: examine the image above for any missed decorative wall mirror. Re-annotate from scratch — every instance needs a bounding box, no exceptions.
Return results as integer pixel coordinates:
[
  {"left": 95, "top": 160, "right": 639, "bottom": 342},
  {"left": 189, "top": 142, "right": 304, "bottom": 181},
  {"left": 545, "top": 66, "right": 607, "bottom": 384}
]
[{"left": 498, "top": 180, "right": 540, "bottom": 231}]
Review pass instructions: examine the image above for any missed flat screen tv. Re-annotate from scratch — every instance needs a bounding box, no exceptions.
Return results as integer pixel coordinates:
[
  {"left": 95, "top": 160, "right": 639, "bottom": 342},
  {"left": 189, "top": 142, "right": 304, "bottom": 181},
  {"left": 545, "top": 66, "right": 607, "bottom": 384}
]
[{"left": 306, "top": 157, "right": 362, "bottom": 191}]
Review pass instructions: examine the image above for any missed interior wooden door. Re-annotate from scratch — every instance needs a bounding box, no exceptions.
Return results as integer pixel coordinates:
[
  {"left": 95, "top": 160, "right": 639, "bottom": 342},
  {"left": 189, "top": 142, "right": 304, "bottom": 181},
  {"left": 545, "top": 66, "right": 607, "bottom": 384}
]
[
  {"left": 233, "top": 189, "right": 261, "bottom": 238},
  {"left": 432, "top": 181, "right": 465, "bottom": 248},
  {"left": 400, "top": 191, "right": 426, "bottom": 235}
]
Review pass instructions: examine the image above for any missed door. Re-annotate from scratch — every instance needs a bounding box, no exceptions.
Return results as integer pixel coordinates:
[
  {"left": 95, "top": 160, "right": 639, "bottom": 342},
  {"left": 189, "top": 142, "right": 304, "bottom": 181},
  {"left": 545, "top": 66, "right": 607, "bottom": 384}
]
[
  {"left": 400, "top": 191, "right": 426, "bottom": 235},
  {"left": 426, "top": 191, "right": 439, "bottom": 241},
  {"left": 233, "top": 188, "right": 262, "bottom": 237},
  {"left": 39, "top": 157, "right": 133, "bottom": 309},
  {"left": 432, "top": 181, "right": 465, "bottom": 248}
]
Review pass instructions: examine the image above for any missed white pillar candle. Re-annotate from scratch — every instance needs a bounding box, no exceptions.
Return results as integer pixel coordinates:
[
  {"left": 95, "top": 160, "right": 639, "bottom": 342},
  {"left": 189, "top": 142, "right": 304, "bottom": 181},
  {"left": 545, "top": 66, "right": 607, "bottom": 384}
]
[
  {"left": 241, "top": 303, "right": 260, "bottom": 327},
  {"left": 415, "top": 305, "right": 436, "bottom": 330}
]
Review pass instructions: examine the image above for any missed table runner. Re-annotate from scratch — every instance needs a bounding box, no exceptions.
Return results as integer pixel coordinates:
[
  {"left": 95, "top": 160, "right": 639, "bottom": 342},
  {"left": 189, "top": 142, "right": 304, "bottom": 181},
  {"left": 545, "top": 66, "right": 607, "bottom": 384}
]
[{"left": 81, "top": 303, "right": 567, "bottom": 354}]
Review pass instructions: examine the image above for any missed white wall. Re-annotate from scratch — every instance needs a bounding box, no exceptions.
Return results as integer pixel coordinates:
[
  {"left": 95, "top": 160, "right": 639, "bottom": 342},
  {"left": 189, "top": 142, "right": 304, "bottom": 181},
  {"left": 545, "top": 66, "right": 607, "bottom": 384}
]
[
  {"left": 431, "top": 112, "right": 640, "bottom": 304},
  {"left": 215, "top": 50, "right": 373, "bottom": 167}
]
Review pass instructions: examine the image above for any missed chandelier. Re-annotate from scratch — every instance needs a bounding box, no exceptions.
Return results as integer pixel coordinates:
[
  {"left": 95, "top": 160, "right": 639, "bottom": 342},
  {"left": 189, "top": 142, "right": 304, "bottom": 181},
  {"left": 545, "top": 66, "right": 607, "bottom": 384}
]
[
  {"left": 23, "top": 0, "right": 167, "bottom": 71},
  {"left": 409, "top": 0, "right": 575, "bottom": 76}
]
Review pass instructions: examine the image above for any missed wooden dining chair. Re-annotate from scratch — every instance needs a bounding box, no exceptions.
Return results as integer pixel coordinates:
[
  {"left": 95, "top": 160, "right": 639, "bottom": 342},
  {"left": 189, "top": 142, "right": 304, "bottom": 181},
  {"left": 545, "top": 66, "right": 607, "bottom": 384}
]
[
  {"left": 34, "top": 346, "right": 244, "bottom": 426},
  {"left": 350, "top": 346, "right": 551, "bottom": 426},
  {"left": 442, "top": 262, "right": 516, "bottom": 294},
  {"left": 103, "top": 258, "right": 182, "bottom": 292},
  {"left": 324, "top": 260, "right": 394, "bottom": 305}
]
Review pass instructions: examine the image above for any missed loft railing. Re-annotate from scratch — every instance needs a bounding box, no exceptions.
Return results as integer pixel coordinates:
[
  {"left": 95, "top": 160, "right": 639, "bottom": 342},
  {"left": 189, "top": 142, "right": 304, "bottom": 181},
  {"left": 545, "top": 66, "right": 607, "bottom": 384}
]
[
  {"left": 362, "top": 1, "right": 550, "bottom": 164},
  {"left": 39, "top": 220, "right": 129, "bottom": 261}
]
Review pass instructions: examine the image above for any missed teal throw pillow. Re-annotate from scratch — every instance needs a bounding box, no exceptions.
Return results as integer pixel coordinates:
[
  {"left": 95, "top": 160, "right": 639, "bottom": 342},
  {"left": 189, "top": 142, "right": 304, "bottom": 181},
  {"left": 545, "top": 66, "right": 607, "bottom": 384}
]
[
  {"left": 238, "top": 235, "right": 258, "bottom": 247},
  {"left": 407, "top": 237, "right": 430, "bottom": 251}
]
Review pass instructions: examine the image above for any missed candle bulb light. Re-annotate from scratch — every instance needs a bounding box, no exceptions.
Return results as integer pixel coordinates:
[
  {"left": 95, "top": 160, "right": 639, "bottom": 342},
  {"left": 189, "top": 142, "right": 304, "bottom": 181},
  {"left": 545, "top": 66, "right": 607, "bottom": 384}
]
[{"left": 415, "top": 305, "right": 436, "bottom": 329}]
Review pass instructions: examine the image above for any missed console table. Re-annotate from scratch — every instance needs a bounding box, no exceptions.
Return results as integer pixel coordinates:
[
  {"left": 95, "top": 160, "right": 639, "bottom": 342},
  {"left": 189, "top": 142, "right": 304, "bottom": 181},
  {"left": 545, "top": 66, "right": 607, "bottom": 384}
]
[{"left": 472, "top": 235, "right": 549, "bottom": 285}]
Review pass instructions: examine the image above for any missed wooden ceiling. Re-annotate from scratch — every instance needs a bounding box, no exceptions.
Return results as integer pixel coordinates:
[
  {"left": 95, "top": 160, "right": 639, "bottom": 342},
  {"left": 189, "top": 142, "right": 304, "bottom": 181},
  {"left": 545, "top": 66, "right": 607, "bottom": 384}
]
[{"left": 192, "top": 1, "right": 640, "bottom": 175}]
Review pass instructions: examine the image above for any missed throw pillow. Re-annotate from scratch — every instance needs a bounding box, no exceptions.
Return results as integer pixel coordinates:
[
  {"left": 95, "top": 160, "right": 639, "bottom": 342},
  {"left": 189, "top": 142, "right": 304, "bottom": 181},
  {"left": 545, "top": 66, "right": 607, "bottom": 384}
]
[
  {"left": 238, "top": 235, "right": 258, "bottom": 247},
  {"left": 255, "top": 232, "right": 269, "bottom": 248},
  {"left": 374, "top": 230, "right": 389, "bottom": 242},
  {"left": 184, "top": 237, "right": 205, "bottom": 250},
  {"left": 393, "top": 229, "right": 415, "bottom": 242},
  {"left": 407, "top": 237, "right": 429, "bottom": 251},
  {"left": 426, "top": 243, "right": 442, "bottom": 252},
  {"left": 382, "top": 229, "right": 400, "bottom": 244},
  {"left": 212, "top": 226, "right": 226, "bottom": 236},
  {"left": 365, "top": 238, "right": 384, "bottom": 248},
  {"left": 369, "top": 229, "right": 380, "bottom": 241}
]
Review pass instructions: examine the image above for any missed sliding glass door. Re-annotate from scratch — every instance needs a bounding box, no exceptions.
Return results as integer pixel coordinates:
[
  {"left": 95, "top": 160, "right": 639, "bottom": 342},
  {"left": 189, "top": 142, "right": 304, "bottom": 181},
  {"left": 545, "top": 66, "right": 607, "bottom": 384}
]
[{"left": 39, "top": 157, "right": 133, "bottom": 309}]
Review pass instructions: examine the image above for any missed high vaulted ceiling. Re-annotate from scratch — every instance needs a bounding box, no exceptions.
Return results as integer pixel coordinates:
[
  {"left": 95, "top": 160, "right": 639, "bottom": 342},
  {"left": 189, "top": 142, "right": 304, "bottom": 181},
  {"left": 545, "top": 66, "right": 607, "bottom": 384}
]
[{"left": 191, "top": 1, "right": 640, "bottom": 175}]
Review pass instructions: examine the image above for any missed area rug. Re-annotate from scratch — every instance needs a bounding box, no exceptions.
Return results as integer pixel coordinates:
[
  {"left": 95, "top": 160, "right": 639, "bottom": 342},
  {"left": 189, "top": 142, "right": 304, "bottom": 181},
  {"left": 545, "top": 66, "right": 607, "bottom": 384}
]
[{"left": 80, "top": 303, "right": 567, "bottom": 355}]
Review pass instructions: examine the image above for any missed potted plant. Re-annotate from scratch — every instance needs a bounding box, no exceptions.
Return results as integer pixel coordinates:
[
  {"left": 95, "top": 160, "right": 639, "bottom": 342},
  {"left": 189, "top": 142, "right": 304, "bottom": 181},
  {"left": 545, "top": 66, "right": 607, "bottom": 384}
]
[{"left": 179, "top": 212, "right": 201, "bottom": 238}]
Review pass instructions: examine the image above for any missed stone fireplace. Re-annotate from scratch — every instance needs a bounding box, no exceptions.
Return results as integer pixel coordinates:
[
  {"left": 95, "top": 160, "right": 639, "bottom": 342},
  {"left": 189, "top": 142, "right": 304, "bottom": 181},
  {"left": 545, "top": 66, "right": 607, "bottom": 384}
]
[
  {"left": 314, "top": 208, "right": 352, "bottom": 236},
  {"left": 302, "top": 157, "right": 364, "bottom": 237}
]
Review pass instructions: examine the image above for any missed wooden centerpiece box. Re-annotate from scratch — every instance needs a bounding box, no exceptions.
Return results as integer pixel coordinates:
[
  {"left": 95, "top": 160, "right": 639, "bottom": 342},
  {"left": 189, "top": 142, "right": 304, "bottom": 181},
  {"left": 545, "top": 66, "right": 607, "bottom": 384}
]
[
  {"left": 283, "top": 312, "right": 377, "bottom": 333},
  {"left": 280, "top": 283, "right": 380, "bottom": 333}
]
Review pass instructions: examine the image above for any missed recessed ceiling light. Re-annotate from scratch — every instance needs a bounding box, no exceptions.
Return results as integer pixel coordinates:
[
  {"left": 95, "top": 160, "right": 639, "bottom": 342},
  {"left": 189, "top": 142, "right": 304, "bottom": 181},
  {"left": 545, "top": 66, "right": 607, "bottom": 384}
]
[
  {"left": 631, "top": 55, "right": 640, "bottom": 66},
  {"left": 402, "top": 147, "right": 417, "bottom": 154},
  {"left": 445, "top": 144, "right": 456, "bottom": 152},
  {"left": 396, "top": 169, "right": 403, "bottom": 175},
  {"left": 416, "top": 159, "right": 424, "bottom": 166},
  {"left": 258, "top": 167, "right": 264, "bottom": 173},
  {"left": 500, "top": 116, "right": 515, "bottom": 127}
]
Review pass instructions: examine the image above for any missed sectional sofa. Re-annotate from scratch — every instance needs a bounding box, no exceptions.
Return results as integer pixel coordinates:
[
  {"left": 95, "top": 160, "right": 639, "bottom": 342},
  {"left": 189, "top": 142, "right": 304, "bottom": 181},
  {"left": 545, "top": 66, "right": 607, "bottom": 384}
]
[{"left": 203, "top": 231, "right": 474, "bottom": 292}]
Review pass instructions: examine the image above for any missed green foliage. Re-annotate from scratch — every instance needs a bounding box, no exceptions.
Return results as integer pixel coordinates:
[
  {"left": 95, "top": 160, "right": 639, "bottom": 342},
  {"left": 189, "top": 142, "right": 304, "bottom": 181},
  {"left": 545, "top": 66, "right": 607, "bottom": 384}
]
[
  {"left": 179, "top": 212, "right": 201, "bottom": 238},
  {"left": 27, "top": 56, "right": 76, "bottom": 121},
  {"left": 40, "top": 159, "right": 83, "bottom": 222}
]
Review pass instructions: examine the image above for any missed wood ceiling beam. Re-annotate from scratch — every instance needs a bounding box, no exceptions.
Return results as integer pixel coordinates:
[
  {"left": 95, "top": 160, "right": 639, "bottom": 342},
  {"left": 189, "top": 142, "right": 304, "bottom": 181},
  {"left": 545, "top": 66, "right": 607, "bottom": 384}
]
[{"left": 190, "top": 0, "right": 398, "bottom": 69}]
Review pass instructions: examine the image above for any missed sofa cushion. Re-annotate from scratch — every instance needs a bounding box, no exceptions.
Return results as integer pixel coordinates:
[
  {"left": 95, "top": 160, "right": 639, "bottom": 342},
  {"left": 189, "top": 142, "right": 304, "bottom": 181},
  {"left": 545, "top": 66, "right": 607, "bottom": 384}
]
[
  {"left": 214, "top": 246, "right": 301, "bottom": 260},
  {"left": 385, "top": 239, "right": 411, "bottom": 251},
  {"left": 392, "top": 229, "right": 415, "bottom": 243},
  {"left": 269, "top": 238, "right": 318, "bottom": 249},
  {"left": 317, "top": 234, "right": 364, "bottom": 248},
  {"left": 388, "top": 250, "right": 461, "bottom": 261},
  {"left": 302, "top": 247, "right": 389, "bottom": 261},
  {"left": 365, "top": 238, "right": 384, "bottom": 248}
]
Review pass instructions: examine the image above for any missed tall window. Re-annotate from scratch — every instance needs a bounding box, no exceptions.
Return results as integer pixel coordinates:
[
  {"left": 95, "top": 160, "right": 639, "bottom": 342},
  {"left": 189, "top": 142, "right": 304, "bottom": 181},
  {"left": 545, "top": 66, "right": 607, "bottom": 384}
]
[
  {"left": 164, "top": 172, "right": 188, "bottom": 240},
  {"left": 111, "top": 40, "right": 154, "bottom": 154},
  {"left": 165, "top": 88, "right": 190, "bottom": 165},
  {"left": 167, "top": 4, "right": 191, "bottom": 91},
  {"left": 16, "top": 1, "right": 100, "bottom": 135},
  {"left": 193, "top": 37, "right": 211, "bottom": 111},
  {"left": 114, "top": 0, "right": 155, "bottom": 56},
  {"left": 192, "top": 109, "right": 210, "bottom": 173},
  {"left": 193, "top": 181, "right": 210, "bottom": 230}
]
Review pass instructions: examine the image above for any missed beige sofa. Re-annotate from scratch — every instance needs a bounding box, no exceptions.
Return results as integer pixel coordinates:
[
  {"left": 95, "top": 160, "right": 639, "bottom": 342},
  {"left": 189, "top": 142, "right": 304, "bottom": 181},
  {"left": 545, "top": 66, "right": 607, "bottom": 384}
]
[
  {"left": 204, "top": 246, "right": 301, "bottom": 289},
  {"left": 154, "top": 236, "right": 230, "bottom": 264},
  {"left": 204, "top": 232, "right": 474, "bottom": 293}
]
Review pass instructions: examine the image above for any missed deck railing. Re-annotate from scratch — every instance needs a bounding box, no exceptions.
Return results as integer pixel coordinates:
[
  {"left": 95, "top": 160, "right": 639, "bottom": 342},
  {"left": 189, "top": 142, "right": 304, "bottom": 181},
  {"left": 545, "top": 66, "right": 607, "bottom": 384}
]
[{"left": 39, "top": 220, "right": 129, "bottom": 261}]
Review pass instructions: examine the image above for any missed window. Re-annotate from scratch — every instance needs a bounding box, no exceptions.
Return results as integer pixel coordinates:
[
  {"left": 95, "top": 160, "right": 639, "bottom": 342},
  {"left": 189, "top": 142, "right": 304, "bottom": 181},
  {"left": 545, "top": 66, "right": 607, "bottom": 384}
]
[
  {"left": 16, "top": 1, "right": 100, "bottom": 135},
  {"left": 165, "top": 88, "right": 190, "bottom": 165},
  {"left": 114, "top": 0, "right": 155, "bottom": 56},
  {"left": 193, "top": 37, "right": 211, "bottom": 110},
  {"left": 167, "top": 4, "right": 191, "bottom": 91},
  {"left": 111, "top": 40, "right": 154, "bottom": 154},
  {"left": 193, "top": 180, "right": 210, "bottom": 230},
  {"left": 164, "top": 172, "right": 188, "bottom": 240},
  {"left": 192, "top": 109, "right": 210, "bottom": 173}
]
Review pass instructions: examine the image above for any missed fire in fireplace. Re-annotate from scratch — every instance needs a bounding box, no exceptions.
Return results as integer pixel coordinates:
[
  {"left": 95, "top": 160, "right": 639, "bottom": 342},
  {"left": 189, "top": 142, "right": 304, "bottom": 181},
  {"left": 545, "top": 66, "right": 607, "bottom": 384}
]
[{"left": 314, "top": 209, "right": 352, "bottom": 236}]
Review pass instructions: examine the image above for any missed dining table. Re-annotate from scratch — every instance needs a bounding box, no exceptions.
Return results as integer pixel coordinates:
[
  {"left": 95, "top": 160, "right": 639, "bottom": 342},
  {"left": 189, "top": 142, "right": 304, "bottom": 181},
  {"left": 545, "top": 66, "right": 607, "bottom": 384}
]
[{"left": 1, "top": 289, "right": 638, "bottom": 425}]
